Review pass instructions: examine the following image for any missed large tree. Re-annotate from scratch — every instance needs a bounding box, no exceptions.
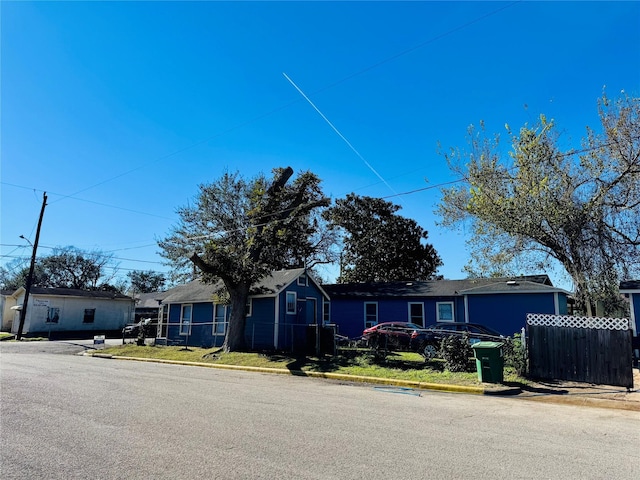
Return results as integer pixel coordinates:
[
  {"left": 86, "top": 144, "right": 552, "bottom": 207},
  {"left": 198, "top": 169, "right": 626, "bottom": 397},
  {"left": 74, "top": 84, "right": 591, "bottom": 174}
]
[
  {"left": 0, "top": 247, "right": 121, "bottom": 291},
  {"left": 325, "top": 193, "right": 442, "bottom": 283},
  {"left": 127, "top": 270, "right": 166, "bottom": 294},
  {"left": 159, "top": 167, "right": 332, "bottom": 352},
  {"left": 437, "top": 93, "right": 640, "bottom": 316}
]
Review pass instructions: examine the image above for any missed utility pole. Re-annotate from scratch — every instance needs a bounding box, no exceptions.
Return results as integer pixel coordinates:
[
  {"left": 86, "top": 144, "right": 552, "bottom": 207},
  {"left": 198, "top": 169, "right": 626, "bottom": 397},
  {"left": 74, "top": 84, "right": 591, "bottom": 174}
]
[{"left": 16, "top": 192, "right": 47, "bottom": 340}]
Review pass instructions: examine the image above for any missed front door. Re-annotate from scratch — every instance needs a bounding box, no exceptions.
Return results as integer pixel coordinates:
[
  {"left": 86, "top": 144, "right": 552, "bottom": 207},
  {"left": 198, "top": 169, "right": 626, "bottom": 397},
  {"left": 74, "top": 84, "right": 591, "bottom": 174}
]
[{"left": 307, "top": 298, "right": 317, "bottom": 325}]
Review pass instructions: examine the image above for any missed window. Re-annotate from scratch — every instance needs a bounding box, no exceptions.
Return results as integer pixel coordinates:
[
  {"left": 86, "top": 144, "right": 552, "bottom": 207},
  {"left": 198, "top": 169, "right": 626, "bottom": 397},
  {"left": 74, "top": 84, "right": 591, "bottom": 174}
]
[
  {"left": 159, "top": 304, "right": 168, "bottom": 338},
  {"left": 323, "top": 300, "right": 330, "bottom": 325},
  {"left": 47, "top": 307, "right": 60, "bottom": 323},
  {"left": 83, "top": 308, "right": 95, "bottom": 323},
  {"left": 180, "top": 305, "right": 192, "bottom": 335},
  {"left": 364, "top": 302, "right": 378, "bottom": 329},
  {"left": 297, "top": 275, "right": 308, "bottom": 286},
  {"left": 286, "top": 292, "right": 297, "bottom": 314},
  {"left": 213, "top": 304, "right": 227, "bottom": 335},
  {"left": 245, "top": 298, "right": 252, "bottom": 317},
  {"left": 436, "top": 302, "right": 454, "bottom": 322},
  {"left": 408, "top": 303, "right": 424, "bottom": 327}
]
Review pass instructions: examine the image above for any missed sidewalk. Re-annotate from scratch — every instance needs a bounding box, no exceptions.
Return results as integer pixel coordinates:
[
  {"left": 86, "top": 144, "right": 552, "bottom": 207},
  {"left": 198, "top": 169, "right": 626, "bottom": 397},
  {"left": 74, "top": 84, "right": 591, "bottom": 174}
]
[{"left": 507, "top": 368, "right": 640, "bottom": 411}]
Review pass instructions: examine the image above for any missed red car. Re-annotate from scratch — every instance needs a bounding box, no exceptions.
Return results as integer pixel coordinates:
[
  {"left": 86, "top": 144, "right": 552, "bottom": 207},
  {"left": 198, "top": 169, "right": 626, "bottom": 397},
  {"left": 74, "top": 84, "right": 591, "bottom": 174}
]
[{"left": 362, "top": 322, "right": 425, "bottom": 351}]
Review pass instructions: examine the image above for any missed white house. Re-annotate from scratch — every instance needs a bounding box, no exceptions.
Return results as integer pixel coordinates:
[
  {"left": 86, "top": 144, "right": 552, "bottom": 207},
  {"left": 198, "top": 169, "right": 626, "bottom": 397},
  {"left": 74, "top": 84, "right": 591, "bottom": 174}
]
[
  {"left": 7, "top": 287, "right": 134, "bottom": 338},
  {"left": 1, "top": 289, "right": 14, "bottom": 332}
]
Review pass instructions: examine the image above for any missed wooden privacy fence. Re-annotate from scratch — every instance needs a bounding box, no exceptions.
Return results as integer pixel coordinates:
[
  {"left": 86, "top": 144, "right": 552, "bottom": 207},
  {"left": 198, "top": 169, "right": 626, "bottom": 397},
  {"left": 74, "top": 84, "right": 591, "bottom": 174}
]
[{"left": 526, "top": 314, "right": 633, "bottom": 389}]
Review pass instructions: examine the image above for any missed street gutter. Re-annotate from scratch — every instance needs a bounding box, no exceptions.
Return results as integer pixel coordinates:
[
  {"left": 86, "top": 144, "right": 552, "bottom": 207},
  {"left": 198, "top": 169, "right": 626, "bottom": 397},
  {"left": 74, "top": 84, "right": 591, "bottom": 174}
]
[{"left": 90, "top": 353, "right": 519, "bottom": 396}]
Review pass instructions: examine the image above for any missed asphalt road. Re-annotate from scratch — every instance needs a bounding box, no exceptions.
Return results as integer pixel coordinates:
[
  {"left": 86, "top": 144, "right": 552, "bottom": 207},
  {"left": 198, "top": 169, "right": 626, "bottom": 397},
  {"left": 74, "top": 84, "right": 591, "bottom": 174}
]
[{"left": 1, "top": 341, "right": 639, "bottom": 479}]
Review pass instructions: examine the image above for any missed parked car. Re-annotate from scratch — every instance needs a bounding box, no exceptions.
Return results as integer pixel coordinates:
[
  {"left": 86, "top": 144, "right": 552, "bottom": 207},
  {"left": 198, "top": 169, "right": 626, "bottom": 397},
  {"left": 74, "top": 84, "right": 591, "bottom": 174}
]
[
  {"left": 362, "top": 322, "right": 426, "bottom": 351},
  {"left": 412, "top": 322, "right": 505, "bottom": 359},
  {"left": 122, "top": 318, "right": 156, "bottom": 338}
]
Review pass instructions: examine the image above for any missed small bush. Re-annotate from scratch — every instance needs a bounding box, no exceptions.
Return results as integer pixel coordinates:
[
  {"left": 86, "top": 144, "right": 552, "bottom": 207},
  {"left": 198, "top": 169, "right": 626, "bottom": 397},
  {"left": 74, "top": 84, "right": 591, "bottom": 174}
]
[
  {"left": 440, "top": 334, "right": 474, "bottom": 372},
  {"left": 502, "top": 334, "right": 527, "bottom": 376}
]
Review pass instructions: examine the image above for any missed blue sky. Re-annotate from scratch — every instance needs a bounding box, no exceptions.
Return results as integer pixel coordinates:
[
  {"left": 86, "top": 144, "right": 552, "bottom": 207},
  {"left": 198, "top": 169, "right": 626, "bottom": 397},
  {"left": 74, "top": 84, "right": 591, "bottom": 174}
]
[{"left": 2, "top": 1, "right": 639, "bottom": 288}]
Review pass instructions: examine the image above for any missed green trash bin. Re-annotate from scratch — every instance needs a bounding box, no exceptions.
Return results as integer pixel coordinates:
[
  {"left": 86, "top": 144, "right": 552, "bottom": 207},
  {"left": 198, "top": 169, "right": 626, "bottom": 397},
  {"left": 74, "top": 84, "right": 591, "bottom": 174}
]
[{"left": 472, "top": 341, "right": 504, "bottom": 384}]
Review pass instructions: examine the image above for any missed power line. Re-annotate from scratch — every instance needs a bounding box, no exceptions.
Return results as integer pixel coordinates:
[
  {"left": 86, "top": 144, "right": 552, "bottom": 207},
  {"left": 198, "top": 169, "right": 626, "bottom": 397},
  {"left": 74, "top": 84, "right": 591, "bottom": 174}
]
[
  {"left": 1, "top": 182, "right": 175, "bottom": 221},
  {"left": 21, "top": 2, "right": 522, "bottom": 209},
  {"left": 0, "top": 244, "right": 166, "bottom": 265}
]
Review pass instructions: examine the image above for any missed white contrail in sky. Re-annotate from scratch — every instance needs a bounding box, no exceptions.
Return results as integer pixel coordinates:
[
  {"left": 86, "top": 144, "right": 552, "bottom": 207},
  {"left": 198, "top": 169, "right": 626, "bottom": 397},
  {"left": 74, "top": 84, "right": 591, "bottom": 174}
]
[{"left": 283, "top": 72, "right": 399, "bottom": 198}]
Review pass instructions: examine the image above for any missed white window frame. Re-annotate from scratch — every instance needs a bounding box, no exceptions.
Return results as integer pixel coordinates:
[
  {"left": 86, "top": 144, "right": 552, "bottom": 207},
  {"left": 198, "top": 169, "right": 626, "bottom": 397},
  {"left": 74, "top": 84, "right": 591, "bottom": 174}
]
[
  {"left": 364, "top": 302, "right": 378, "bottom": 329},
  {"left": 297, "top": 275, "right": 308, "bottom": 286},
  {"left": 436, "top": 302, "right": 454, "bottom": 322},
  {"left": 286, "top": 292, "right": 297, "bottom": 315},
  {"left": 408, "top": 302, "right": 424, "bottom": 326},
  {"left": 323, "top": 300, "right": 330, "bottom": 325},
  {"left": 180, "top": 304, "right": 192, "bottom": 335},
  {"left": 213, "top": 304, "right": 227, "bottom": 335},
  {"left": 158, "top": 304, "right": 169, "bottom": 338}
]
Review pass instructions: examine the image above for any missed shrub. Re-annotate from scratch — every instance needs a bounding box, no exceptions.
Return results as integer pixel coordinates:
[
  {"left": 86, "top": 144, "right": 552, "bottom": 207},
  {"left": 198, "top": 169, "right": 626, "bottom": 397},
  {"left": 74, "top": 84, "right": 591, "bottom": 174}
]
[
  {"left": 440, "top": 334, "right": 474, "bottom": 372},
  {"left": 502, "top": 333, "right": 527, "bottom": 376}
]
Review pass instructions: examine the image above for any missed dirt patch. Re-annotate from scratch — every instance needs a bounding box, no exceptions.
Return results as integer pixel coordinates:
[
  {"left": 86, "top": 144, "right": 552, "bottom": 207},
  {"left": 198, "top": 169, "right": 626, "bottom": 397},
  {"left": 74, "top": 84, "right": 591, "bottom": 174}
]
[{"left": 514, "top": 368, "right": 640, "bottom": 411}]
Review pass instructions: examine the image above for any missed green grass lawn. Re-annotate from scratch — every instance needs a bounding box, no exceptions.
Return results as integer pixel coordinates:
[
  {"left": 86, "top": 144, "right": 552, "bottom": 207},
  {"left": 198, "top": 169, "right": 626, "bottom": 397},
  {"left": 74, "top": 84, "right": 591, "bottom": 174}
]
[{"left": 96, "top": 344, "right": 526, "bottom": 386}]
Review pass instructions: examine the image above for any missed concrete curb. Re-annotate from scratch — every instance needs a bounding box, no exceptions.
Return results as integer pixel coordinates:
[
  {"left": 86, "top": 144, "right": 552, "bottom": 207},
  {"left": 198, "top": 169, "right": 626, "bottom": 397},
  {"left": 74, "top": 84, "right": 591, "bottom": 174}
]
[
  {"left": 91, "top": 353, "right": 520, "bottom": 396},
  {"left": 90, "top": 353, "right": 640, "bottom": 410}
]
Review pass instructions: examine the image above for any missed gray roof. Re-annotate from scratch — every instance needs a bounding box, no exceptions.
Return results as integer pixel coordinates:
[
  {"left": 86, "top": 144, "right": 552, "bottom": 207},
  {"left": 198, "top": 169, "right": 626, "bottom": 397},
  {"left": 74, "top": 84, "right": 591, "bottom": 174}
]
[
  {"left": 134, "top": 291, "right": 169, "bottom": 308},
  {"left": 460, "top": 280, "right": 568, "bottom": 295},
  {"left": 620, "top": 280, "right": 640, "bottom": 291},
  {"left": 323, "top": 275, "right": 554, "bottom": 299},
  {"left": 161, "top": 268, "right": 325, "bottom": 304},
  {"left": 250, "top": 268, "right": 307, "bottom": 297},
  {"left": 161, "top": 279, "right": 224, "bottom": 304},
  {"left": 12, "top": 286, "right": 132, "bottom": 300}
]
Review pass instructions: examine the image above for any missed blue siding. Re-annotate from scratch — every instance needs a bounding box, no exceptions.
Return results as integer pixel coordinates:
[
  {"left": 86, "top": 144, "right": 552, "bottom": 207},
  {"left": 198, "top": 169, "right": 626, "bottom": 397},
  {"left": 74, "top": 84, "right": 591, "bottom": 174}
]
[
  {"left": 166, "top": 302, "right": 219, "bottom": 348},
  {"left": 466, "top": 293, "right": 558, "bottom": 336},
  {"left": 246, "top": 297, "right": 276, "bottom": 349},
  {"left": 276, "top": 281, "right": 323, "bottom": 351},
  {"left": 330, "top": 296, "right": 465, "bottom": 339},
  {"left": 330, "top": 293, "right": 567, "bottom": 339},
  {"left": 329, "top": 299, "right": 365, "bottom": 338},
  {"left": 164, "top": 274, "right": 328, "bottom": 350}
]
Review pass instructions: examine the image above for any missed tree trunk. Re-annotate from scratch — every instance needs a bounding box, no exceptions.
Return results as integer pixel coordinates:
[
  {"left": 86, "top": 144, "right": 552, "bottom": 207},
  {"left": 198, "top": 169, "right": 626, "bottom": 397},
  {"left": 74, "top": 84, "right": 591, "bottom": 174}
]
[{"left": 222, "top": 283, "right": 250, "bottom": 352}]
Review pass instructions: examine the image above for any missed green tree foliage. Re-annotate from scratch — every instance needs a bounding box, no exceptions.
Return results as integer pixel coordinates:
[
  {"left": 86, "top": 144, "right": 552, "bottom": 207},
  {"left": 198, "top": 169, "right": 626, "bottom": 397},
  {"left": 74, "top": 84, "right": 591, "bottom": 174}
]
[
  {"left": 0, "top": 247, "right": 121, "bottom": 291},
  {"left": 127, "top": 270, "right": 166, "bottom": 293},
  {"left": 158, "top": 167, "right": 332, "bottom": 352},
  {"left": 325, "top": 194, "right": 442, "bottom": 283},
  {"left": 438, "top": 93, "right": 640, "bottom": 315},
  {"left": 0, "top": 259, "right": 47, "bottom": 291}
]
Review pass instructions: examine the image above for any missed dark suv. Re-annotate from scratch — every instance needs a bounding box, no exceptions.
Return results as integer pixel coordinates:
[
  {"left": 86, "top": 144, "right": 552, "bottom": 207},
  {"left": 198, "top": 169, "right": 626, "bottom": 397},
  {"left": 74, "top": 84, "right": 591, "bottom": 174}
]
[{"left": 412, "top": 322, "right": 504, "bottom": 359}]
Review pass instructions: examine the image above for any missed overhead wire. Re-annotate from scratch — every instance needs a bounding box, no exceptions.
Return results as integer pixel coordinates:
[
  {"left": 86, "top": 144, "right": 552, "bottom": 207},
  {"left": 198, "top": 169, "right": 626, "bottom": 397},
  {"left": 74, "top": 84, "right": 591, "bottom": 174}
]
[
  {"left": 22, "top": 1, "right": 523, "bottom": 210},
  {"left": 3, "top": 135, "right": 629, "bottom": 257}
]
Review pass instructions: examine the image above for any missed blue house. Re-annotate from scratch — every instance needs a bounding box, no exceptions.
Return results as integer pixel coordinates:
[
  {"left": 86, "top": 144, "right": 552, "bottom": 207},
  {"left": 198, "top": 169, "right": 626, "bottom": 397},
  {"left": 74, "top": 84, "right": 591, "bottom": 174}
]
[
  {"left": 620, "top": 280, "right": 640, "bottom": 338},
  {"left": 158, "top": 269, "right": 330, "bottom": 350},
  {"left": 324, "top": 276, "right": 569, "bottom": 339}
]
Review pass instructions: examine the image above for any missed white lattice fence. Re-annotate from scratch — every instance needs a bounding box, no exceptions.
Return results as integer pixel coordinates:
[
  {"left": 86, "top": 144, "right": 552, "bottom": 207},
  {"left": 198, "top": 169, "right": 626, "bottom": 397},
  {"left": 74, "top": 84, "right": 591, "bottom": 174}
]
[{"left": 526, "top": 313, "right": 630, "bottom": 331}]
